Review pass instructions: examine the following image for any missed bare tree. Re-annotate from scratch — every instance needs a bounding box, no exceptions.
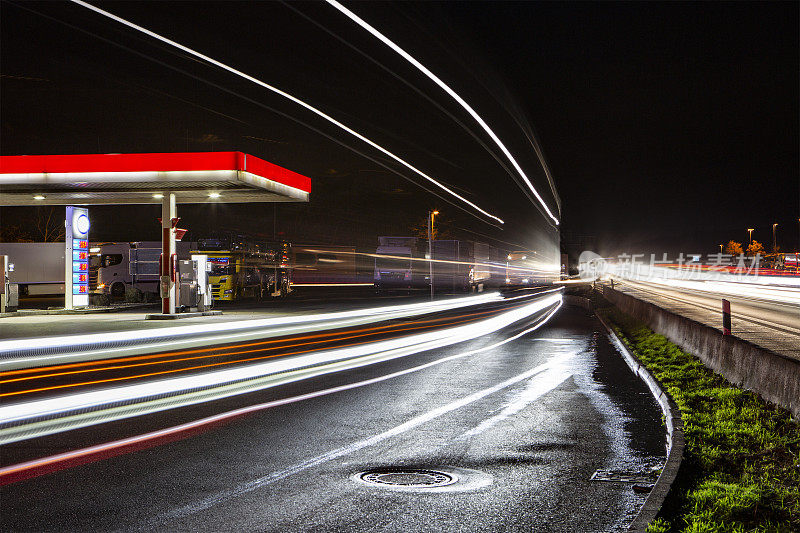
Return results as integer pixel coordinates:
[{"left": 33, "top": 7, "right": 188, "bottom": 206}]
[
  {"left": 409, "top": 214, "right": 452, "bottom": 241},
  {"left": 34, "top": 207, "right": 65, "bottom": 242}
]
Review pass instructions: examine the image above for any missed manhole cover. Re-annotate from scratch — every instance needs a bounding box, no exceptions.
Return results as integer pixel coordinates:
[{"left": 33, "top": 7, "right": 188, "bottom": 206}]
[{"left": 357, "top": 469, "right": 456, "bottom": 488}]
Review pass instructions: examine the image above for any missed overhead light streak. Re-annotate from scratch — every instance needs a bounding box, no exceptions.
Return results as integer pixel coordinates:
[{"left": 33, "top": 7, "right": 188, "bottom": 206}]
[
  {"left": 69, "top": 0, "right": 503, "bottom": 224},
  {"left": 326, "top": 0, "right": 559, "bottom": 226},
  {"left": 305, "top": 248, "right": 561, "bottom": 274}
]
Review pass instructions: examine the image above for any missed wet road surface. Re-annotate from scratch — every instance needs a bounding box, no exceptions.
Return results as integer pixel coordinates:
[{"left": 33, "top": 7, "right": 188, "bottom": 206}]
[{"left": 0, "top": 303, "right": 665, "bottom": 532}]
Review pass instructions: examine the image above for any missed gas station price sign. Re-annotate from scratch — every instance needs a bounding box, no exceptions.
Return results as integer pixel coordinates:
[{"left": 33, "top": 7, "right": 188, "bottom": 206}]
[
  {"left": 72, "top": 238, "right": 89, "bottom": 294},
  {"left": 65, "top": 206, "right": 90, "bottom": 307}
]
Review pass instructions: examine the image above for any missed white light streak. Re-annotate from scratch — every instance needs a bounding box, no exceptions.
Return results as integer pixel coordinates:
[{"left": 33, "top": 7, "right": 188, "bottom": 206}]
[
  {"left": 326, "top": 0, "right": 559, "bottom": 226},
  {"left": 608, "top": 264, "right": 800, "bottom": 304},
  {"left": 0, "top": 300, "right": 561, "bottom": 486},
  {"left": 0, "top": 294, "right": 561, "bottom": 444},
  {"left": 0, "top": 292, "right": 501, "bottom": 368},
  {"left": 305, "top": 248, "right": 561, "bottom": 275},
  {"left": 69, "top": 0, "right": 504, "bottom": 224}
]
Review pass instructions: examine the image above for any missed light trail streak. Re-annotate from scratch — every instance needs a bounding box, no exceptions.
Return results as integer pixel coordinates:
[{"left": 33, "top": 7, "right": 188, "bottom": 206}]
[
  {"left": 288, "top": 283, "right": 375, "bottom": 287},
  {"left": 0, "top": 307, "right": 504, "bottom": 380},
  {"left": 1, "top": 305, "right": 509, "bottom": 393},
  {"left": 69, "top": 0, "right": 504, "bottom": 224},
  {"left": 0, "top": 292, "right": 502, "bottom": 368},
  {"left": 0, "top": 294, "right": 561, "bottom": 444},
  {"left": 608, "top": 264, "right": 800, "bottom": 306},
  {"left": 303, "top": 248, "right": 561, "bottom": 275},
  {"left": 0, "top": 301, "right": 561, "bottom": 487},
  {"left": 326, "top": 0, "right": 559, "bottom": 226}
]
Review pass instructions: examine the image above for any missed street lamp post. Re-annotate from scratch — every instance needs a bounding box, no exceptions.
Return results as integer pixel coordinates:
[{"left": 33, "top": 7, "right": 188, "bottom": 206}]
[
  {"left": 747, "top": 228, "right": 754, "bottom": 245},
  {"left": 719, "top": 244, "right": 723, "bottom": 253},
  {"left": 772, "top": 223, "right": 778, "bottom": 252},
  {"left": 428, "top": 210, "right": 438, "bottom": 301}
]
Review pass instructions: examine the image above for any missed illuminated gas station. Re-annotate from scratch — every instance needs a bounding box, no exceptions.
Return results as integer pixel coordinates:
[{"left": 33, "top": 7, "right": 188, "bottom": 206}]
[{"left": 0, "top": 152, "right": 311, "bottom": 316}]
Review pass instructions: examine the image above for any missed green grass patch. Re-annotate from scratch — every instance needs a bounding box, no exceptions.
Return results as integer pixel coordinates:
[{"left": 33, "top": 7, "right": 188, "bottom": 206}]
[{"left": 598, "top": 307, "right": 800, "bottom": 533}]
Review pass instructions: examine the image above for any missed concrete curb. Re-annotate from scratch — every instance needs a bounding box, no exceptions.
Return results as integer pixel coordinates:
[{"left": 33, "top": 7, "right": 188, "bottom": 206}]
[
  {"left": 595, "top": 309, "right": 684, "bottom": 533},
  {"left": 1, "top": 302, "right": 157, "bottom": 317},
  {"left": 145, "top": 310, "right": 223, "bottom": 320}
]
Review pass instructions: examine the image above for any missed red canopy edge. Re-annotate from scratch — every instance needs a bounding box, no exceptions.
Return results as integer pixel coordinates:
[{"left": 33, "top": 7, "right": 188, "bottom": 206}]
[{"left": 0, "top": 152, "right": 311, "bottom": 193}]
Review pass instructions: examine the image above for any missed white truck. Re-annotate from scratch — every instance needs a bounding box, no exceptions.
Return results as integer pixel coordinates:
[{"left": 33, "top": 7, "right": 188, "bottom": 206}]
[
  {"left": 373, "top": 237, "right": 507, "bottom": 293},
  {"left": 90, "top": 241, "right": 192, "bottom": 298},
  {"left": 374, "top": 237, "right": 420, "bottom": 292},
  {"left": 0, "top": 243, "right": 65, "bottom": 295}
]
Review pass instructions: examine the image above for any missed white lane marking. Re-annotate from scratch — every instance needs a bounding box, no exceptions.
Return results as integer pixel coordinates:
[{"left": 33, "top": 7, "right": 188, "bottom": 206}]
[
  {"left": 457, "top": 357, "right": 574, "bottom": 440},
  {"left": 147, "top": 307, "right": 563, "bottom": 522},
  {"left": 159, "top": 354, "right": 571, "bottom": 522},
  {"left": 0, "top": 303, "right": 562, "bottom": 484}
]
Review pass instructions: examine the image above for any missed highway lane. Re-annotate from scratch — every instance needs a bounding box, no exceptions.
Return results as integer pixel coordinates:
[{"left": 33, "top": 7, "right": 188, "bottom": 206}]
[
  {"left": 613, "top": 278, "right": 800, "bottom": 360},
  {"left": 618, "top": 279, "right": 799, "bottom": 332},
  {"left": 0, "top": 304, "right": 665, "bottom": 531}
]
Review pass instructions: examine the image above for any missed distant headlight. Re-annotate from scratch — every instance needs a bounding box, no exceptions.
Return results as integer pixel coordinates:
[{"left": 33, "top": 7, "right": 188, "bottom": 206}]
[
  {"left": 505, "top": 278, "right": 511, "bottom": 283},
  {"left": 522, "top": 278, "right": 529, "bottom": 284}
]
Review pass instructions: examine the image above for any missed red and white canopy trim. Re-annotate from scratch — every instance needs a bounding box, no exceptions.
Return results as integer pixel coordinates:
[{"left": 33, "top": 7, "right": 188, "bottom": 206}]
[{"left": 0, "top": 152, "right": 311, "bottom": 205}]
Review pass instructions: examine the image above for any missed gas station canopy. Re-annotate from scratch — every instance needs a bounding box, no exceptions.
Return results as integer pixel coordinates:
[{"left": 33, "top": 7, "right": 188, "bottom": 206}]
[{"left": 0, "top": 151, "right": 311, "bottom": 205}]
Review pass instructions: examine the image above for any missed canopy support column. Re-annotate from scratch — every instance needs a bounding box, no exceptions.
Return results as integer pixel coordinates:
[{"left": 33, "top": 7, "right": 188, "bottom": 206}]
[{"left": 161, "top": 193, "right": 177, "bottom": 315}]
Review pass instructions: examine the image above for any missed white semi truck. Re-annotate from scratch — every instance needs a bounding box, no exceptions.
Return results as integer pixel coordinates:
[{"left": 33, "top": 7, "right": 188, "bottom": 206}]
[
  {"left": 373, "top": 237, "right": 420, "bottom": 292},
  {"left": 90, "top": 241, "right": 192, "bottom": 298},
  {"left": 373, "top": 237, "right": 505, "bottom": 293}
]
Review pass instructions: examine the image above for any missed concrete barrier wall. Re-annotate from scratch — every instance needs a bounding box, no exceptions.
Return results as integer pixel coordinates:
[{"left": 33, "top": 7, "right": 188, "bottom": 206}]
[{"left": 602, "top": 286, "right": 800, "bottom": 418}]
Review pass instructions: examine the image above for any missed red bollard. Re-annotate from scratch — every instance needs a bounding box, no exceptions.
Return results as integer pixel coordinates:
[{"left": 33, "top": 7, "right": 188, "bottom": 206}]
[{"left": 722, "top": 299, "right": 731, "bottom": 335}]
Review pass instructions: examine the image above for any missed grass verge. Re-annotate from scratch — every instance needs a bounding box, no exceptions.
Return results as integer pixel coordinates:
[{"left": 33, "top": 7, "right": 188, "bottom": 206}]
[{"left": 598, "top": 307, "right": 800, "bottom": 533}]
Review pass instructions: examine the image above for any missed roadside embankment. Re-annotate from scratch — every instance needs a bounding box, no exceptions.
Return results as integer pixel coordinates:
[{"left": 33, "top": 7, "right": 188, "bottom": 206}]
[
  {"left": 602, "top": 285, "right": 800, "bottom": 418},
  {"left": 600, "top": 307, "right": 800, "bottom": 532}
]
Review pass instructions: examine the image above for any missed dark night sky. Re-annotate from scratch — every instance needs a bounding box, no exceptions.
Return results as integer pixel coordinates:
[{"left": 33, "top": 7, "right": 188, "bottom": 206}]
[{"left": 1, "top": 1, "right": 798, "bottom": 258}]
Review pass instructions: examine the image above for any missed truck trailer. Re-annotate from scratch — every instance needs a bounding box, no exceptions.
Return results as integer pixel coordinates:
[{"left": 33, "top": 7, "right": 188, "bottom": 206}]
[
  {"left": 374, "top": 237, "right": 506, "bottom": 293},
  {"left": 0, "top": 243, "right": 65, "bottom": 295}
]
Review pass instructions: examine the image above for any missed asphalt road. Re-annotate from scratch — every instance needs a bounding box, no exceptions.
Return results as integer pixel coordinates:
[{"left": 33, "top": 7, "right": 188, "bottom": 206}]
[{"left": 0, "top": 303, "right": 665, "bottom": 532}]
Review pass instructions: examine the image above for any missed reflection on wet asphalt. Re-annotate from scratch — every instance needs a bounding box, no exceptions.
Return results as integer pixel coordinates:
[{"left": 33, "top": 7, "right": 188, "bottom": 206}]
[{"left": 0, "top": 303, "right": 665, "bottom": 532}]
